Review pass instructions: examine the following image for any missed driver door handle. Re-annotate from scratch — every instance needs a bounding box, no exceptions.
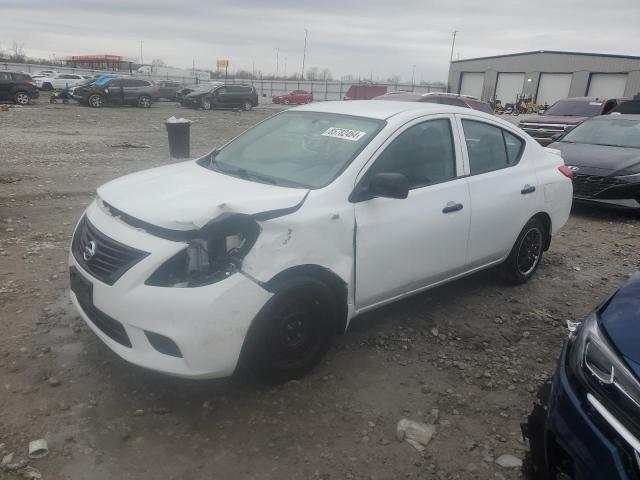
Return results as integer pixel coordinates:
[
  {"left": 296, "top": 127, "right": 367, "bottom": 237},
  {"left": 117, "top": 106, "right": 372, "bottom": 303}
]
[
  {"left": 442, "top": 202, "right": 463, "bottom": 214},
  {"left": 521, "top": 184, "right": 536, "bottom": 194}
]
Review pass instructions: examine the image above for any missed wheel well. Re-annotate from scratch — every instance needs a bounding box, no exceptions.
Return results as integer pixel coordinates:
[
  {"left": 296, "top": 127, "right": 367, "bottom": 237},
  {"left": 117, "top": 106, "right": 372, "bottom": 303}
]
[
  {"left": 264, "top": 265, "right": 349, "bottom": 334},
  {"left": 532, "top": 212, "right": 552, "bottom": 251}
]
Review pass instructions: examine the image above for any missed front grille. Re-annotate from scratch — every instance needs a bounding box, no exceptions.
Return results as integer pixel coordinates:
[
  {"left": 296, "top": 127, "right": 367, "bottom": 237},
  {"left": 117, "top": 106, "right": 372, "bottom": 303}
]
[
  {"left": 72, "top": 216, "right": 149, "bottom": 285},
  {"left": 520, "top": 123, "right": 566, "bottom": 139},
  {"left": 77, "top": 296, "right": 132, "bottom": 347},
  {"left": 572, "top": 174, "right": 626, "bottom": 198}
]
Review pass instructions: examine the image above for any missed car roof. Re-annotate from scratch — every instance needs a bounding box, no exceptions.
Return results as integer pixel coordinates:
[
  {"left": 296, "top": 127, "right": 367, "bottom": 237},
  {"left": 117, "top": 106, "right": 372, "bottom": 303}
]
[
  {"left": 588, "top": 114, "right": 640, "bottom": 120},
  {"left": 292, "top": 100, "right": 480, "bottom": 120},
  {"left": 559, "top": 96, "right": 616, "bottom": 102}
]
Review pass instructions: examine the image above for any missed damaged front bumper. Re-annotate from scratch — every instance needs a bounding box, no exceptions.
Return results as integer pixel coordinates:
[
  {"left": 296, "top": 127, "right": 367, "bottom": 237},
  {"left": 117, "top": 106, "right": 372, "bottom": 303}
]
[
  {"left": 69, "top": 201, "right": 273, "bottom": 379},
  {"left": 544, "top": 341, "right": 640, "bottom": 479}
]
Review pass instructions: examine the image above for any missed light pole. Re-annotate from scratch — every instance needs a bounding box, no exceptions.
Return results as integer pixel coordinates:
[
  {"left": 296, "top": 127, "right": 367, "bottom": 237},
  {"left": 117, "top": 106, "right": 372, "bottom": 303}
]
[
  {"left": 284, "top": 57, "right": 287, "bottom": 79},
  {"left": 276, "top": 48, "right": 279, "bottom": 78},
  {"left": 447, "top": 30, "right": 458, "bottom": 93},
  {"left": 411, "top": 64, "right": 416, "bottom": 88},
  {"left": 140, "top": 40, "right": 143, "bottom": 66},
  {"left": 300, "top": 28, "right": 308, "bottom": 81}
]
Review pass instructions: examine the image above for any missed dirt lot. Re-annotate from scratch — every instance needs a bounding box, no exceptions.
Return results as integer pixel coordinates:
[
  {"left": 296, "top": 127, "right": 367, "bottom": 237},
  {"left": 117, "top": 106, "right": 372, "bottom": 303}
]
[{"left": 1, "top": 101, "right": 638, "bottom": 480}]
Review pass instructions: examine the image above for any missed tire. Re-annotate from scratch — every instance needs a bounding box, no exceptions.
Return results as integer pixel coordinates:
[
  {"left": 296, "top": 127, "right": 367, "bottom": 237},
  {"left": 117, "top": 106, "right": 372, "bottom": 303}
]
[
  {"left": 305, "top": 98, "right": 312, "bottom": 104},
  {"left": 283, "top": 98, "right": 290, "bottom": 105},
  {"left": 138, "top": 95, "right": 152, "bottom": 108},
  {"left": 14, "top": 91, "right": 30, "bottom": 105},
  {"left": 242, "top": 100, "right": 253, "bottom": 111},
  {"left": 42, "top": 83, "right": 53, "bottom": 91},
  {"left": 240, "top": 276, "right": 337, "bottom": 383},
  {"left": 201, "top": 97, "right": 212, "bottom": 110},
  {"left": 499, "top": 218, "right": 546, "bottom": 285},
  {"left": 87, "top": 94, "right": 104, "bottom": 108}
]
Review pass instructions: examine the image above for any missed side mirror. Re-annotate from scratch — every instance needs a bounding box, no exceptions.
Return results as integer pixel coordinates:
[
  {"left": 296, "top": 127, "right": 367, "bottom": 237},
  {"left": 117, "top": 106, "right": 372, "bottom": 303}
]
[{"left": 368, "top": 173, "right": 410, "bottom": 199}]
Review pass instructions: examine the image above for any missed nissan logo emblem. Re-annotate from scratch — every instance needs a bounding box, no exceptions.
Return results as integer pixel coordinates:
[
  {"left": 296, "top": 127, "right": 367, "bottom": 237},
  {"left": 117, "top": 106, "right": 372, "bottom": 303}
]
[
  {"left": 568, "top": 166, "right": 579, "bottom": 172},
  {"left": 83, "top": 240, "right": 97, "bottom": 261}
]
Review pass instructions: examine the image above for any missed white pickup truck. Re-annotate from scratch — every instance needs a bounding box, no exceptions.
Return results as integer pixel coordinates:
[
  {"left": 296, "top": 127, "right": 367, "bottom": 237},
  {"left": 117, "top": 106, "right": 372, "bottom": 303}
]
[{"left": 35, "top": 73, "right": 88, "bottom": 91}]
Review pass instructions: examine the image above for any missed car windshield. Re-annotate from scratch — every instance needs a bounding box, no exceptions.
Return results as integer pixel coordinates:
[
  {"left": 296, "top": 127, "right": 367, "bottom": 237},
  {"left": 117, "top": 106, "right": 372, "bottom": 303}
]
[
  {"left": 191, "top": 84, "right": 214, "bottom": 92},
  {"left": 200, "top": 111, "right": 385, "bottom": 188},
  {"left": 560, "top": 117, "right": 640, "bottom": 148},
  {"left": 544, "top": 100, "right": 603, "bottom": 116}
]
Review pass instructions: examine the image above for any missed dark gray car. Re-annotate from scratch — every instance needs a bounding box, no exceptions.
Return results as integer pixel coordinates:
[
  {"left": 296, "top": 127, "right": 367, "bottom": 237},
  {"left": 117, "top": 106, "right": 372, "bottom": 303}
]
[
  {"left": 549, "top": 115, "right": 640, "bottom": 210},
  {"left": 156, "top": 80, "right": 183, "bottom": 100},
  {"left": 80, "top": 78, "right": 161, "bottom": 108}
]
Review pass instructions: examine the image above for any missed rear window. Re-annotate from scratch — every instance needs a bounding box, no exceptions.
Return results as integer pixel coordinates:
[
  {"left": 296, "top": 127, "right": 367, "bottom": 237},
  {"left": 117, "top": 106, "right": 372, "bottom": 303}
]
[
  {"left": 468, "top": 101, "right": 493, "bottom": 114},
  {"left": 610, "top": 101, "right": 640, "bottom": 115},
  {"left": 12, "top": 73, "right": 30, "bottom": 81}
]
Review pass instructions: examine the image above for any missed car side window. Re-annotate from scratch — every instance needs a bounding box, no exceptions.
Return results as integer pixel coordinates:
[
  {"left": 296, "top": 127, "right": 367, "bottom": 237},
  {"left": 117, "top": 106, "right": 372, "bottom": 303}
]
[
  {"left": 366, "top": 119, "right": 457, "bottom": 189},
  {"left": 462, "top": 120, "right": 524, "bottom": 175},
  {"left": 0, "top": 72, "right": 12, "bottom": 80}
]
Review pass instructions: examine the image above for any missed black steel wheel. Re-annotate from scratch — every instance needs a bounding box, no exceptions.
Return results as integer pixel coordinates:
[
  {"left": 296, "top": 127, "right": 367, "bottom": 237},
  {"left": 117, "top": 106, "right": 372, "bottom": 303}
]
[
  {"left": 240, "top": 276, "right": 336, "bottom": 383},
  {"left": 499, "top": 217, "right": 546, "bottom": 285},
  {"left": 138, "top": 95, "right": 152, "bottom": 108}
]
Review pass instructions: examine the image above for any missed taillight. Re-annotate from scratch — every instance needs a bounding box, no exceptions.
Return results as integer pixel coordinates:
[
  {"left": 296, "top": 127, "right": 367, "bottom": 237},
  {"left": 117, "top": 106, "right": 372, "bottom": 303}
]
[
  {"left": 558, "top": 166, "right": 574, "bottom": 179},
  {"left": 27, "top": 80, "right": 36, "bottom": 86}
]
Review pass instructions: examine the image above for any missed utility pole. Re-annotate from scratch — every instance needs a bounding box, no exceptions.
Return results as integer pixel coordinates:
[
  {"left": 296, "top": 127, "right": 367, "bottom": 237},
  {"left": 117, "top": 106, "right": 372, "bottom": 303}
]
[
  {"left": 411, "top": 64, "right": 416, "bottom": 87},
  {"left": 284, "top": 57, "right": 287, "bottom": 79},
  {"left": 447, "top": 30, "right": 458, "bottom": 93},
  {"left": 140, "top": 40, "right": 143, "bottom": 66},
  {"left": 301, "top": 28, "right": 308, "bottom": 80},
  {"left": 276, "top": 48, "right": 279, "bottom": 78},
  {"left": 449, "top": 30, "right": 458, "bottom": 63}
]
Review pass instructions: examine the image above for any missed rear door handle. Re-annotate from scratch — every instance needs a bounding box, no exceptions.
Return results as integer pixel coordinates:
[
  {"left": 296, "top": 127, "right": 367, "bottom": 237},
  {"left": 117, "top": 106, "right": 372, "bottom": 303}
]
[
  {"left": 521, "top": 184, "right": 536, "bottom": 194},
  {"left": 442, "top": 202, "right": 463, "bottom": 214}
]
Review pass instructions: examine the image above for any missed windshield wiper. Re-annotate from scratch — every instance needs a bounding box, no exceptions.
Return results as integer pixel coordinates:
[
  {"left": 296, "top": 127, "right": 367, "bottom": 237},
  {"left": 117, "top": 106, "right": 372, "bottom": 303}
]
[{"left": 235, "top": 168, "right": 278, "bottom": 185}]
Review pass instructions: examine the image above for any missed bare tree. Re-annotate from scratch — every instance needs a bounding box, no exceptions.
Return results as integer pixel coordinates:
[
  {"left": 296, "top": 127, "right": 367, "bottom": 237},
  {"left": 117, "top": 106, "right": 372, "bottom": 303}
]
[
  {"left": 10, "top": 41, "right": 25, "bottom": 62},
  {"left": 386, "top": 75, "right": 401, "bottom": 84},
  {"left": 306, "top": 67, "right": 320, "bottom": 81},
  {"left": 151, "top": 58, "right": 166, "bottom": 67},
  {"left": 320, "top": 68, "right": 332, "bottom": 81}
]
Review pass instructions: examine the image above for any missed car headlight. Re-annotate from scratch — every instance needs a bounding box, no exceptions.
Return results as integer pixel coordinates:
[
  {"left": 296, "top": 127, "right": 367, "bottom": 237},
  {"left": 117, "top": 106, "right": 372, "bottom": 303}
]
[
  {"left": 568, "top": 313, "right": 640, "bottom": 410},
  {"left": 145, "top": 214, "right": 260, "bottom": 288}
]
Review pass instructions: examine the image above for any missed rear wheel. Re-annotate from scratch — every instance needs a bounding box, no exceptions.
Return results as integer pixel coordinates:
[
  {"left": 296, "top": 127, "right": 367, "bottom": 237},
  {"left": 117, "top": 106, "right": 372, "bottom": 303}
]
[
  {"left": 87, "top": 94, "right": 104, "bottom": 108},
  {"left": 242, "top": 100, "right": 253, "bottom": 111},
  {"left": 240, "top": 277, "right": 336, "bottom": 383},
  {"left": 305, "top": 98, "right": 312, "bottom": 104},
  {"left": 14, "top": 91, "right": 30, "bottom": 105},
  {"left": 138, "top": 95, "right": 152, "bottom": 108},
  {"left": 42, "top": 82, "right": 53, "bottom": 91},
  {"left": 499, "top": 217, "right": 546, "bottom": 285}
]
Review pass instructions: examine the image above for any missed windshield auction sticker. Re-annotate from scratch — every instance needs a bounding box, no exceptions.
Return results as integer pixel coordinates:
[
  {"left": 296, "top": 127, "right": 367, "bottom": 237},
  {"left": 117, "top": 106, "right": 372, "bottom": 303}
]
[{"left": 322, "top": 127, "right": 367, "bottom": 141}]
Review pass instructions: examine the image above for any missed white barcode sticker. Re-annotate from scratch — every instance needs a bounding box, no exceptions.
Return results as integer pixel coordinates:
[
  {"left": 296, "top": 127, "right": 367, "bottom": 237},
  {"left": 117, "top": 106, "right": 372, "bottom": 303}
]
[{"left": 322, "top": 127, "right": 367, "bottom": 141}]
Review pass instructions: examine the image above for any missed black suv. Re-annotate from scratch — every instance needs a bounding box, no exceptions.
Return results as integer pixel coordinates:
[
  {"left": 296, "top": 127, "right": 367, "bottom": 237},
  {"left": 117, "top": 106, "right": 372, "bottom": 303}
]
[
  {"left": 0, "top": 71, "right": 39, "bottom": 105},
  {"left": 75, "top": 78, "right": 161, "bottom": 108},
  {"left": 182, "top": 84, "right": 259, "bottom": 110},
  {"left": 156, "top": 80, "right": 183, "bottom": 100}
]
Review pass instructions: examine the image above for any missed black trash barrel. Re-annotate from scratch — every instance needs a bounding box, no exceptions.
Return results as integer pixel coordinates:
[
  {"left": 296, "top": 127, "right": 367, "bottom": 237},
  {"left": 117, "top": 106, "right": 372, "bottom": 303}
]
[{"left": 165, "top": 117, "right": 191, "bottom": 158}]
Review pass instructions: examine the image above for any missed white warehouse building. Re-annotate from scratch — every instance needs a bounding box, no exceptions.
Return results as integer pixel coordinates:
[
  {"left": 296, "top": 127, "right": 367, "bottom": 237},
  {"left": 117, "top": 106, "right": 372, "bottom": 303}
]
[{"left": 447, "top": 50, "right": 640, "bottom": 105}]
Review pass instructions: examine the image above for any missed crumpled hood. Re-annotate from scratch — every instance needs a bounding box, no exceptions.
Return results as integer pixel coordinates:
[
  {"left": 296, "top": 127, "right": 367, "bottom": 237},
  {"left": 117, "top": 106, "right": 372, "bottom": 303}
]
[
  {"left": 97, "top": 160, "right": 308, "bottom": 231},
  {"left": 548, "top": 142, "right": 640, "bottom": 176},
  {"left": 599, "top": 273, "right": 640, "bottom": 379}
]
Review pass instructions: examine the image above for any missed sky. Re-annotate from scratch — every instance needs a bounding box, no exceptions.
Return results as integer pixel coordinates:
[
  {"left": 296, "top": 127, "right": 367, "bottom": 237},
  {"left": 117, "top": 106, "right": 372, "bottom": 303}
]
[{"left": 1, "top": 0, "right": 639, "bottom": 82}]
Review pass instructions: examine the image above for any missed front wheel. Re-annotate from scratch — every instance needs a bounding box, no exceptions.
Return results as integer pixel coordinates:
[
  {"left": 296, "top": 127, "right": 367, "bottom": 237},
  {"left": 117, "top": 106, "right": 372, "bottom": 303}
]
[
  {"left": 283, "top": 98, "right": 290, "bottom": 105},
  {"left": 242, "top": 100, "right": 253, "bottom": 111},
  {"left": 499, "top": 218, "right": 546, "bottom": 285},
  {"left": 138, "top": 95, "right": 152, "bottom": 108},
  {"left": 87, "top": 94, "right": 104, "bottom": 108},
  {"left": 201, "top": 97, "right": 212, "bottom": 110},
  {"left": 14, "top": 91, "right": 30, "bottom": 105},
  {"left": 240, "top": 277, "right": 336, "bottom": 383},
  {"left": 42, "top": 83, "right": 53, "bottom": 91}
]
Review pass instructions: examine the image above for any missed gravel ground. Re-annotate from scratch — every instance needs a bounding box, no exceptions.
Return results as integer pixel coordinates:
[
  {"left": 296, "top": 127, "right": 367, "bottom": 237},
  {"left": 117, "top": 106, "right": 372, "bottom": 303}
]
[{"left": 0, "top": 101, "right": 639, "bottom": 480}]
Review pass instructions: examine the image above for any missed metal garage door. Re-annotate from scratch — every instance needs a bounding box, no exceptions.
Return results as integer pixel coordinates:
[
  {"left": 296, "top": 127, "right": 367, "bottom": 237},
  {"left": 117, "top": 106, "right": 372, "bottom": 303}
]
[
  {"left": 459, "top": 72, "right": 484, "bottom": 98},
  {"left": 587, "top": 74, "right": 628, "bottom": 98},
  {"left": 495, "top": 73, "right": 525, "bottom": 104},
  {"left": 536, "top": 73, "right": 572, "bottom": 105}
]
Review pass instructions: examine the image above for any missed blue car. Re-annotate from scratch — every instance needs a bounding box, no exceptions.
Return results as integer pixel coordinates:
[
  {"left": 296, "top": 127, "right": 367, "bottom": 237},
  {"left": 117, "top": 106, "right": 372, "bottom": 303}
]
[{"left": 543, "top": 273, "right": 640, "bottom": 479}]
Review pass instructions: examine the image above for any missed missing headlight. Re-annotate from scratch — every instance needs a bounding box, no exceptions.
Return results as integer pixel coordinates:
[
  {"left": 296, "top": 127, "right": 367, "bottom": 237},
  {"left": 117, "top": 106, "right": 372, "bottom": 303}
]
[{"left": 145, "top": 213, "right": 260, "bottom": 288}]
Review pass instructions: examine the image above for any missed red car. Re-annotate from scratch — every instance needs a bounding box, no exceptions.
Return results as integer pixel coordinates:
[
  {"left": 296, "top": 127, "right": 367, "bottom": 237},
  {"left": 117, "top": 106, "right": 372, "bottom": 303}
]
[{"left": 272, "top": 90, "right": 313, "bottom": 105}]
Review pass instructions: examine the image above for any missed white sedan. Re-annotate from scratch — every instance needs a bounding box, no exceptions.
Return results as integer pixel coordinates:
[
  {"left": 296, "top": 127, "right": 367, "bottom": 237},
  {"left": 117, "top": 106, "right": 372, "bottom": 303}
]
[
  {"left": 35, "top": 73, "right": 85, "bottom": 91},
  {"left": 68, "top": 101, "right": 573, "bottom": 382}
]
